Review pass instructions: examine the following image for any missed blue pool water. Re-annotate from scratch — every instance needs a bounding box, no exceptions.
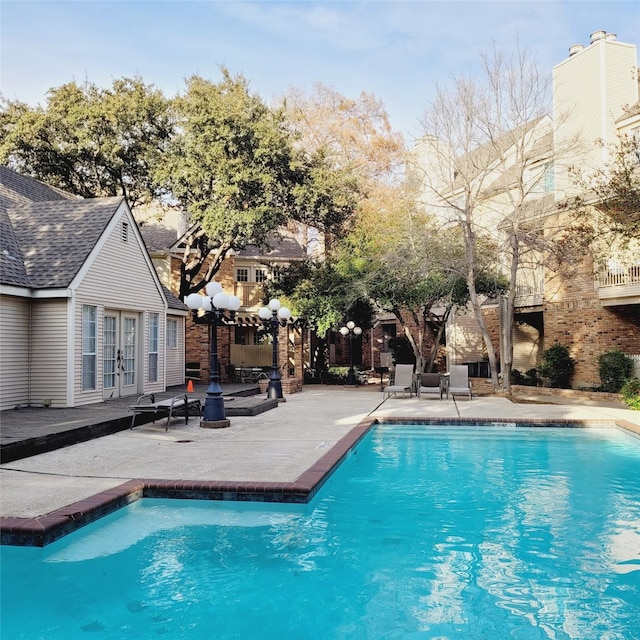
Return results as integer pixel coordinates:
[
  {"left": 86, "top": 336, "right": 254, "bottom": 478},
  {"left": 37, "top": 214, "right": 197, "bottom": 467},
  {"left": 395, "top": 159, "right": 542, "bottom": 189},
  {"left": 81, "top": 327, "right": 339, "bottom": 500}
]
[{"left": 2, "top": 425, "right": 640, "bottom": 639}]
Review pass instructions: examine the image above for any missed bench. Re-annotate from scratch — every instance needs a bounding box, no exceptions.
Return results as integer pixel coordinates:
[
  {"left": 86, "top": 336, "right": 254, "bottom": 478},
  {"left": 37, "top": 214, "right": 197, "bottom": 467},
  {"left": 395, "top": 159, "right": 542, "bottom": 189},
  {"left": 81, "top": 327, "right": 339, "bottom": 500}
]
[{"left": 129, "top": 394, "right": 202, "bottom": 430}]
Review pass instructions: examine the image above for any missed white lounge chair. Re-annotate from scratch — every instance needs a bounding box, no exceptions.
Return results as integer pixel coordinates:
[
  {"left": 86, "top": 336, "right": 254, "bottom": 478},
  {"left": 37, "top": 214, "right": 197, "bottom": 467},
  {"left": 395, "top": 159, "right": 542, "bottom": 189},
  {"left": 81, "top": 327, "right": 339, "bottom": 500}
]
[
  {"left": 383, "top": 364, "right": 414, "bottom": 398},
  {"left": 448, "top": 365, "right": 472, "bottom": 400},
  {"left": 417, "top": 372, "right": 443, "bottom": 399}
]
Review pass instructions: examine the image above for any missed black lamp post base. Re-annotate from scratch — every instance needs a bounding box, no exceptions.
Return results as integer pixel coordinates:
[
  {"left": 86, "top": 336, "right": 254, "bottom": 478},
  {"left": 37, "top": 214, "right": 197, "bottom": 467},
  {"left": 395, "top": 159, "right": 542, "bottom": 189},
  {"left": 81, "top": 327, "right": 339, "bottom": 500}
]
[
  {"left": 345, "top": 368, "right": 358, "bottom": 385},
  {"left": 267, "top": 380, "right": 284, "bottom": 400},
  {"left": 200, "top": 418, "right": 231, "bottom": 429},
  {"left": 201, "top": 389, "right": 228, "bottom": 426}
]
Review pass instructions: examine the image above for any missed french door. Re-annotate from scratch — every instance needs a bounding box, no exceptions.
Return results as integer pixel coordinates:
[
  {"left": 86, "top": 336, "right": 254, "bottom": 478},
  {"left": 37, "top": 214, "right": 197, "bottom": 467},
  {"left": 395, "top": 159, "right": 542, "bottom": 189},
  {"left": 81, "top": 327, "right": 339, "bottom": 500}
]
[{"left": 103, "top": 311, "right": 139, "bottom": 399}]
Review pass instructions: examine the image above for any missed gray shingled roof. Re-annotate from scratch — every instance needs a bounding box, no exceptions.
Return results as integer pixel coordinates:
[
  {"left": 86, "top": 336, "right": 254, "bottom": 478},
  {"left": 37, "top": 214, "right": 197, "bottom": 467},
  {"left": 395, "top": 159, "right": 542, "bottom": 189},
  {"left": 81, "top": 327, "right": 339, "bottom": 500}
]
[
  {"left": 0, "top": 165, "right": 128, "bottom": 290},
  {"left": 140, "top": 223, "right": 182, "bottom": 252},
  {"left": 3, "top": 197, "right": 123, "bottom": 289},
  {"left": 236, "top": 235, "right": 307, "bottom": 260},
  {"left": 167, "top": 222, "right": 307, "bottom": 260},
  {"left": 0, "top": 165, "right": 76, "bottom": 210},
  {"left": 162, "top": 284, "right": 187, "bottom": 311},
  {"left": 0, "top": 208, "right": 29, "bottom": 287}
]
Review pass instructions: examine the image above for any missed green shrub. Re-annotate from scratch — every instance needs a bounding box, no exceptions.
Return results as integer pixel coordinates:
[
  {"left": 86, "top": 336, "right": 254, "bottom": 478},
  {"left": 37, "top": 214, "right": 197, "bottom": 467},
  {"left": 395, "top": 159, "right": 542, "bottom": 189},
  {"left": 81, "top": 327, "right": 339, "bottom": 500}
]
[
  {"left": 525, "top": 368, "right": 540, "bottom": 386},
  {"left": 621, "top": 378, "right": 640, "bottom": 410},
  {"left": 538, "top": 343, "right": 575, "bottom": 388},
  {"left": 511, "top": 368, "right": 539, "bottom": 386},
  {"left": 598, "top": 350, "right": 634, "bottom": 393},
  {"left": 388, "top": 336, "right": 416, "bottom": 365},
  {"left": 325, "top": 366, "right": 349, "bottom": 384}
]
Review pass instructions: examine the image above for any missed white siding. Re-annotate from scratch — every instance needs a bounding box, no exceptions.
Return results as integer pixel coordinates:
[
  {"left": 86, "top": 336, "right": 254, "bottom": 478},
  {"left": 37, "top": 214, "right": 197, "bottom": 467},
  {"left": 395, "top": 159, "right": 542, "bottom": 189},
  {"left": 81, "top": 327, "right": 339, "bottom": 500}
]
[
  {"left": 446, "top": 306, "right": 485, "bottom": 365},
  {"left": 29, "top": 299, "right": 69, "bottom": 408},
  {"left": 512, "top": 322, "right": 542, "bottom": 373},
  {"left": 165, "top": 314, "right": 185, "bottom": 387},
  {"left": 72, "top": 203, "right": 166, "bottom": 405},
  {"left": 553, "top": 38, "right": 637, "bottom": 194},
  {"left": 0, "top": 295, "right": 30, "bottom": 410},
  {"left": 142, "top": 310, "right": 165, "bottom": 394}
]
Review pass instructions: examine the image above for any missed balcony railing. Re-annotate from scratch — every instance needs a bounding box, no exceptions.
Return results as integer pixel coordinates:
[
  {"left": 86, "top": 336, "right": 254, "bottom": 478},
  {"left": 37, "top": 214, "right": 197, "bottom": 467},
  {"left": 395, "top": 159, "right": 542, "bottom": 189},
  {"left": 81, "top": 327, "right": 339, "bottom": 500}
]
[
  {"left": 514, "top": 272, "right": 544, "bottom": 306},
  {"left": 234, "top": 282, "right": 265, "bottom": 308},
  {"left": 596, "top": 264, "right": 640, "bottom": 288}
]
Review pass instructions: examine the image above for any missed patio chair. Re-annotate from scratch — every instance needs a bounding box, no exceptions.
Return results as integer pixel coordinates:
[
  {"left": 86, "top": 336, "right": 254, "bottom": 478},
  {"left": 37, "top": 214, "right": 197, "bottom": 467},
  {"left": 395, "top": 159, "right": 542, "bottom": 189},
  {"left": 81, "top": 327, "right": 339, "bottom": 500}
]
[
  {"left": 225, "top": 364, "right": 240, "bottom": 383},
  {"left": 417, "top": 372, "right": 444, "bottom": 399},
  {"left": 448, "top": 365, "right": 472, "bottom": 400},
  {"left": 383, "top": 364, "right": 414, "bottom": 398}
]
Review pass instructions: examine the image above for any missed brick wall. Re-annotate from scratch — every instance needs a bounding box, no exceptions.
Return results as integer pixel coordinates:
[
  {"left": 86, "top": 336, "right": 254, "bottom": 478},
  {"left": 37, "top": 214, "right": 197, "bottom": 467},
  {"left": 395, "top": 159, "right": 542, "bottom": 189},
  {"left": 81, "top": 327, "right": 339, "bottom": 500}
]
[
  {"left": 543, "top": 254, "right": 640, "bottom": 387},
  {"left": 183, "top": 257, "right": 237, "bottom": 384}
]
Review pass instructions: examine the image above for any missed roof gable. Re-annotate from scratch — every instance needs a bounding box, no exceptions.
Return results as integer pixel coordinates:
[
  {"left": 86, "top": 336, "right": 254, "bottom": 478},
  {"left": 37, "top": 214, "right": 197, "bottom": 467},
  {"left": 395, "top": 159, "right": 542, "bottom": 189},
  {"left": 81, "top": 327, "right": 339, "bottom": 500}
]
[{"left": 5, "top": 197, "right": 123, "bottom": 289}]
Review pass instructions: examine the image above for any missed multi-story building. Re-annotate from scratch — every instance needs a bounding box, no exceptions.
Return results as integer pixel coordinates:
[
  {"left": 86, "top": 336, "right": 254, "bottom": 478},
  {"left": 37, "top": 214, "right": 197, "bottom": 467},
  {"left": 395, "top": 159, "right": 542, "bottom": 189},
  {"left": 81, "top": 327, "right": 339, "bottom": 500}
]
[
  {"left": 142, "top": 220, "right": 308, "bottom": 386},
  {"left": 411, "top": 31, "right": 639, "bottom": 388}
]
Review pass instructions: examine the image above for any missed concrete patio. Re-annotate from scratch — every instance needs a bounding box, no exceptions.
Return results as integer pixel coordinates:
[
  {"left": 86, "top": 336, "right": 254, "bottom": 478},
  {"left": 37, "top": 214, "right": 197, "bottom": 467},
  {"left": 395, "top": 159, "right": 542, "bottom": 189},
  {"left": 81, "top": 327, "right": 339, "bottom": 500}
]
[{"left": 2, "top": 385, "right": 639, "bottom": 529}]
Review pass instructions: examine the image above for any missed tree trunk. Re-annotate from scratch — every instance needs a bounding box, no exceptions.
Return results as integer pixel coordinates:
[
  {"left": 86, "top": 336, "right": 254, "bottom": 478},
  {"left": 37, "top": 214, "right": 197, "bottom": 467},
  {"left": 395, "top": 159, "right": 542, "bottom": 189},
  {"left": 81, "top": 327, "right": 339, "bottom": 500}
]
[{"left": 467, "top": 284, "right": 501, "bottom": 390}]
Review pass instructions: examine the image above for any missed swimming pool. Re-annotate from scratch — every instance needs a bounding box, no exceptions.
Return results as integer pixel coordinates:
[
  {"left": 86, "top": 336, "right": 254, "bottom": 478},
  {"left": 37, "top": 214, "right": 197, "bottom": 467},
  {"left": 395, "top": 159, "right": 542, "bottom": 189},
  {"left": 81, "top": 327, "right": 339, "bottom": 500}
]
[{"left": 2, "top": 425, "right": 639, "bottom": 639}]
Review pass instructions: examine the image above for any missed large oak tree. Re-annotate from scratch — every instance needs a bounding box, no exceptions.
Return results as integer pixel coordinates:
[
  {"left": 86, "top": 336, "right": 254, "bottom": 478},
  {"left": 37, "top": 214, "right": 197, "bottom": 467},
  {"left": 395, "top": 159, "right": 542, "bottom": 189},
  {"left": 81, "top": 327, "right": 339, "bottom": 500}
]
[{"left": 0, "top": 77, "right": 173, "bottom": 207}]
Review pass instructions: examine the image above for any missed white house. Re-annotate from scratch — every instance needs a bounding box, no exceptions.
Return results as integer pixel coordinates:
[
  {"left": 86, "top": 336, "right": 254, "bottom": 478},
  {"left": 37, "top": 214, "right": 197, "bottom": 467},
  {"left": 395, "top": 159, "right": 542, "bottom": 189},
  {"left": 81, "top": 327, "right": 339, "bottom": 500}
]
[{"left": 0, "top": 166, "right": 185, "bottom": 409}]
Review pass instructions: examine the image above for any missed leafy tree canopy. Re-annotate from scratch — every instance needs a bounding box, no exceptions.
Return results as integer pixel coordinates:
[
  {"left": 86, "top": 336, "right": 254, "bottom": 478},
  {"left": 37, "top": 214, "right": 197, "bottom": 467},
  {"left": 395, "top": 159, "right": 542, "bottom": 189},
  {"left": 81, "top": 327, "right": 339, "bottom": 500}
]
[
  {"left": 154, "top": 70, "right": 362, "bottom": 296},
  {"left": 1, "top": 70, "right": 363, "bottom": 298},
  {"left": 0, "top": 77, "right": 173, "bottom": 207},
  {"left": 570, "top": 133, "right": 640, "bottom": 241}
]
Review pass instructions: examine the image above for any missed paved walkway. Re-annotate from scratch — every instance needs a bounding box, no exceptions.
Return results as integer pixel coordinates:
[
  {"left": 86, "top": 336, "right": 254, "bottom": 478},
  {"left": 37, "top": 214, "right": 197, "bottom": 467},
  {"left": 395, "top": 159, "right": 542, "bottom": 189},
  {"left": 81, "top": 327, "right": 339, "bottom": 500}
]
[{"left": 1, "top": 383, "right": 639, "bottom": 541}]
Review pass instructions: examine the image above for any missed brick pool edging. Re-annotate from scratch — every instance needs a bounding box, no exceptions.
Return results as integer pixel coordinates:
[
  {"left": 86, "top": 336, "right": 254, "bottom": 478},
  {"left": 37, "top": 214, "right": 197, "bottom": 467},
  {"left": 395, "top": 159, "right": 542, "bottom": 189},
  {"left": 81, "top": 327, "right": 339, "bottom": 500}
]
[
  {"left": 2, "top": 416, "right": 638, "bottom": 546},
  {"left": 0, "top": 417, "right": 376, "bottom": 547}
]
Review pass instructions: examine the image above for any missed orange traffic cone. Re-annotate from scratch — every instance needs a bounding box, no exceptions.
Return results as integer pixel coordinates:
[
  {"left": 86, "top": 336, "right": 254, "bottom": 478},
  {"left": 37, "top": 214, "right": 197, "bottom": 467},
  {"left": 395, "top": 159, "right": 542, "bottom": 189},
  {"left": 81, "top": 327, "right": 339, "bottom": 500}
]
[{"left": 187, "top": 379, "right": 194, "bottom": 393}]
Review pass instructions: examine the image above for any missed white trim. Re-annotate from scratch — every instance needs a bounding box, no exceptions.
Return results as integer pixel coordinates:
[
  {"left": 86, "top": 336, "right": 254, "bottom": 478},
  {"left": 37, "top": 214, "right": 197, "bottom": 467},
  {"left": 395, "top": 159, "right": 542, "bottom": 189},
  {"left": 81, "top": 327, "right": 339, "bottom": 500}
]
[
  {"left": 0, "top": 285, "right": 72, "bottom": 298},
  {"left": 0, "top": 285, "right": 32, "bottom": 297},
  {"left": 66, "top": 293, "right": 75, "bottom": 406},
  {"left": 32, "top": 288, "right": 72, "bottom": 299}
]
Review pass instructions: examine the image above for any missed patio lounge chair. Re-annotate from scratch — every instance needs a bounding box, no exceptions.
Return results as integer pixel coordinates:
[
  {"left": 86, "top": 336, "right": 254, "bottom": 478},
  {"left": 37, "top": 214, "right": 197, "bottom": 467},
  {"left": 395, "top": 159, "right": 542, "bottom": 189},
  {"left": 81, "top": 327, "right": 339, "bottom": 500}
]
[
  {"left": 417, "top": 372, "right": 444, "bottom": 399},
  {"left": 383, "top": 364, "right": 414, "bottom": 398},
  {"left": 129, "top": 394, "right": 202, "bottom": 430},
  {"left": 448, "top": 365, "right": 472, "bottom": 400}
]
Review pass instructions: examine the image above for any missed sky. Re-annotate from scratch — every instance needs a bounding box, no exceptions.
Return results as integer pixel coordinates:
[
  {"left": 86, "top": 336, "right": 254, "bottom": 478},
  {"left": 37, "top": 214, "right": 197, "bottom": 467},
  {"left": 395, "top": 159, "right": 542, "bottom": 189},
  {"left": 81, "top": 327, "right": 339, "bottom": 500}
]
[{"left": 1, "top": 1, "right": 639, "bottom": 143}]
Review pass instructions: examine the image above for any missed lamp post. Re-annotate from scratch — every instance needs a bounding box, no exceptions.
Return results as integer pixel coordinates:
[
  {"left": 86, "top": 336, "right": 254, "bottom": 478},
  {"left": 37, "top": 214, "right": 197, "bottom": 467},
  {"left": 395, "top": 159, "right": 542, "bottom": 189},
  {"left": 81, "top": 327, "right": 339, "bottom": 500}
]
[
  {"left": 258, "top": 298, "right": 291, "bottom": 400},
  {"left": 186, "top": 282, "right": 241, "bottom": 428},
  {"left": 339, "top": 321, "right": 362, "bottom": 385}
]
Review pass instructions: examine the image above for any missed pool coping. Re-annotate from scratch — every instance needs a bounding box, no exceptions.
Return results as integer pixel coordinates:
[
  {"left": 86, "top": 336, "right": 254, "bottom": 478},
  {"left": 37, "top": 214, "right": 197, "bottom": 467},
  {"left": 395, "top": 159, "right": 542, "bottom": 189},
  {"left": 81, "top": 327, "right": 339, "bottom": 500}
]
[{"left": 2, "top": 416, "right": 638, "bottom": 546}]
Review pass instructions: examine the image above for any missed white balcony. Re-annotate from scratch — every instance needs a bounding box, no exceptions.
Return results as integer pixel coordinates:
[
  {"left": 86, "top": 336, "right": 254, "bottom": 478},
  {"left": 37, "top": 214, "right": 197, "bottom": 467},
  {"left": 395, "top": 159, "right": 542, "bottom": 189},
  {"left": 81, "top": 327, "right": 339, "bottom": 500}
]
[
  {"left": 233, "top": 282, "right": 265, "bottom": 309},
  {"left": 597, "top": 263, "right": 640, "bottom": 305},
  {"left": 514, "top": 271, "right": 544, "bottom": 307}
]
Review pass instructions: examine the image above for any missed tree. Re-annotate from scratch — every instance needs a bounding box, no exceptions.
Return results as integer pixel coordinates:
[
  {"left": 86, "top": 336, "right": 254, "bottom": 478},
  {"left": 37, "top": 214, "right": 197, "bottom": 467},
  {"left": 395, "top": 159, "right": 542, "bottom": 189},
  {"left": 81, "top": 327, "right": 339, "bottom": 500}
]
[
  {"left": 0, "top": 77, "right": 173, "bottom": 207},
  {"left": 570, "top": 133, "right": 640, "bottom": 241},
  {"left": 414, "top": 44, "right": 585, "bottom": 391},
  {"left": 283, "top": 84, "right": 430, "bottom": 365},
  {"left": 284, "top": 83, "right": 406, "bottom": 252},
  {"left": 265, "top": 258, "right": 377, "bottom": 374},
  {"left": 360, "top": 200, "right": 507, "bottom": 373},
  {"left": 155, "top": 71, "right": 361, "bottom": 298}
]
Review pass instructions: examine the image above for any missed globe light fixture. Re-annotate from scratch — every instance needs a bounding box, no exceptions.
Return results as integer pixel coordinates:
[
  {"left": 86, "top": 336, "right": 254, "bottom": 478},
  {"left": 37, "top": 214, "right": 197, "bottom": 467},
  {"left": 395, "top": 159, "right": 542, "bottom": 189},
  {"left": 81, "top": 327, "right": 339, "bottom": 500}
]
[
  {"left": 258, "top": 298, "right": 291, "bottom": 399},
  {"left": 186, "top": 282, "right": 241, "bottom": 428},
  {"left": 339, "top": 321, "right": 363, "bottom": 385}
]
